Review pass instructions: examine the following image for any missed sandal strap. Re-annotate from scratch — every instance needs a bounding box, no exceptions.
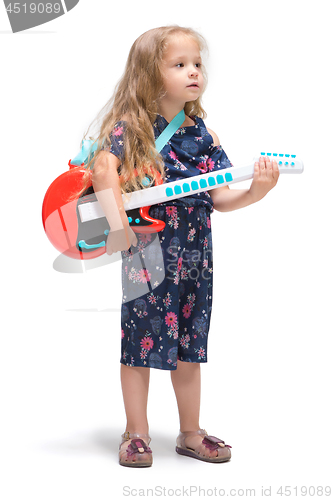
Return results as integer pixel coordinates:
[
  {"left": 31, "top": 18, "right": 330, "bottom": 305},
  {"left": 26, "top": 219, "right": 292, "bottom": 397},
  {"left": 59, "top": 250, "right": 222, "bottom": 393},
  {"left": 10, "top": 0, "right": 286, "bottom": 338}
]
[
  {"left": 178, "top": 428, "right": 208, "bottom": 438},
  {"left": 177, "top": 428, "right": 232, "bottom": 449},
  {"left": 120, "top": 431, "right": 152, "bottom": 456},
  {"left": 121, "top": 431, "right": 151, "bottom": 445},
  {"left": 126, "top": 438, "right": 152, "bottom": 456},
  {"left": 203, "top": 435, "right": 232, "bottom": 449}
]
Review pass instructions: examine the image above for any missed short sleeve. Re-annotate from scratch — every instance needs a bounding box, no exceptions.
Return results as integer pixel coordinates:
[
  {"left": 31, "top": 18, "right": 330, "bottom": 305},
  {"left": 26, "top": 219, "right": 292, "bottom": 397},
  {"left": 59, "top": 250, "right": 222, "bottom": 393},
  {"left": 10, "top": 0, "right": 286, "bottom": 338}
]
[
  {"left": 101, "top": 121, "right": 126, "bottom": 161},
  {"left": 209, "top": 144, "right": 233, "bottom": 171}
]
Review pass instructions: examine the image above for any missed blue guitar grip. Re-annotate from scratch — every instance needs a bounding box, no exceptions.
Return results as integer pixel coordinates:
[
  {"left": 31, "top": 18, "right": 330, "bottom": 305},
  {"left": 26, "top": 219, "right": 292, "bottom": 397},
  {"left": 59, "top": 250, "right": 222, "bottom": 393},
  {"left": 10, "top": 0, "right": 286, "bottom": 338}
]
[{"left": 78, "top": 240, "right": 106, "bottom": 250}]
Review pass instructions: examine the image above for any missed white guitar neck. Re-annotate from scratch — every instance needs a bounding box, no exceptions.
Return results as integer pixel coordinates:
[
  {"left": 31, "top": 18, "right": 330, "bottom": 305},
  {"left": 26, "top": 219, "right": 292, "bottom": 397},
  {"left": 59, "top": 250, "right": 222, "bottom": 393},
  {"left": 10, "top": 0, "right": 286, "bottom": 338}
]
[{"left": 78, "top": 153, "right": 304, "bottom": 223}]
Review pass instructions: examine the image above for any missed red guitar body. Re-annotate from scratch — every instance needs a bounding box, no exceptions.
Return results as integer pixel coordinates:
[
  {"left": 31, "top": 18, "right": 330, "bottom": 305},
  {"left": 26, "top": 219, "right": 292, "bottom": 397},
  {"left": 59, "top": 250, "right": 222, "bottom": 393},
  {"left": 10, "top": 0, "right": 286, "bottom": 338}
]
[{"left": 42, "top": 163, "right": 165, "bottom": 260}]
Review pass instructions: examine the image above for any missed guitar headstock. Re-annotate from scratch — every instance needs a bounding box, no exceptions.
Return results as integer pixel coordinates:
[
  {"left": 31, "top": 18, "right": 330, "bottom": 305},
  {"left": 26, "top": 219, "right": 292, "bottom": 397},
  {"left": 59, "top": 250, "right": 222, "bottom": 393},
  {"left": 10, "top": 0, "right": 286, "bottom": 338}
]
[{"left": 255, "top": 152, "right": 304, "bottom": 174}]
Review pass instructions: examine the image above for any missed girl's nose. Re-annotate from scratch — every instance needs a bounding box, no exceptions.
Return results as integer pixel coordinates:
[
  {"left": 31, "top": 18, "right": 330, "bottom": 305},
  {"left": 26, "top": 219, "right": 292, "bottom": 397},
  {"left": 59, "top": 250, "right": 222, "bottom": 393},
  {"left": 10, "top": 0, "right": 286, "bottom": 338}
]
[{"left": 189, "top": 67, "right": 198, "bottom": 77}]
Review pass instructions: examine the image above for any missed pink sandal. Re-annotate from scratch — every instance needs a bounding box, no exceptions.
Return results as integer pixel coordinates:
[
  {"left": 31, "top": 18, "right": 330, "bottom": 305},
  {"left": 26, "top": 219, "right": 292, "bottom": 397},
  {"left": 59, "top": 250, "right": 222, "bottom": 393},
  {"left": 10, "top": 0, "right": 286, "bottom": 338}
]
[
  {"left": 119, "top": 431, "right": 153, "bottom": 467},
  {"left": 176, "top": 428, "right": 231, "bottom": 463}
]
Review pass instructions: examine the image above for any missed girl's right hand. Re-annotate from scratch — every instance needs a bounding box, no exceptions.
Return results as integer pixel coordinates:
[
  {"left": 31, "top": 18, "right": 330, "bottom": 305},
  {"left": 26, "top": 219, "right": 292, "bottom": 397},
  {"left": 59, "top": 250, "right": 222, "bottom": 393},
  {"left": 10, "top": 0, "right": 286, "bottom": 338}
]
[{"left": 106, "top": 225, "right": 138, "bottom": 255}]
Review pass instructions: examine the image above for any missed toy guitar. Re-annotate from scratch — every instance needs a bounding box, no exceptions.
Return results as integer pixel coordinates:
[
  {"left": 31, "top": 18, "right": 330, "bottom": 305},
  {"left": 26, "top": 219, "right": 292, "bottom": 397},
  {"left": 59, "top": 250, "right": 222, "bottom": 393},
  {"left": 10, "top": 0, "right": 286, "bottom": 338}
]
[{"left": 42, "top": 152, "right": 304, "bottom": 260}]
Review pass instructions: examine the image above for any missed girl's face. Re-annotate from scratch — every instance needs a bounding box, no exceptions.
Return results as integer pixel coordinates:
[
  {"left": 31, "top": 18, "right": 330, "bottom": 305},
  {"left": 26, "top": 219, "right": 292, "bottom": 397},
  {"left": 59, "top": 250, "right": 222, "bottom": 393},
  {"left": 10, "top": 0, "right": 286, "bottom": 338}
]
[{"left": 161, "top": 35, "right": 204, "bottom": 109}]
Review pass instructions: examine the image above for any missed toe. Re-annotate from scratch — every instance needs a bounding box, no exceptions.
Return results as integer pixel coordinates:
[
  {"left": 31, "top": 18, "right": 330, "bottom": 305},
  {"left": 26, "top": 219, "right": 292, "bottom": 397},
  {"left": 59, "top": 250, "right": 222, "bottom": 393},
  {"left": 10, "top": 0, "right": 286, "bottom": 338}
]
[
  {"left": 217, "top": 445, "right": 231, "bottom": 460},
  {"left": 202, "top": 444, "right": 218, "bottom": 458},
  {"left": 119, "top": 439, "right": 152, "bottom": 465}
]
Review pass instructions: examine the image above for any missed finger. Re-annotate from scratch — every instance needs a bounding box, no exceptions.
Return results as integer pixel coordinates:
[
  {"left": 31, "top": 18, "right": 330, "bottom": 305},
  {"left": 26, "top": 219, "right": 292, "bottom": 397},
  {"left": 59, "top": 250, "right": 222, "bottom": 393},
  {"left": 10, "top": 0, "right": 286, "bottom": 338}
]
[
  {"left": 254, "top": 161, "right": 260, "bottom": 178},
  {"left": 265, "top": 157, "right": 273, "bottom": 178},
  {"left": 259, "top": 156, "right": 266, "bottom": 169},
  {"left": 266, "top": 156, "right": 273, "bottom": 169},
  {"left": 253, "top": 161, "right": 260, "bottom": 183},
  {"left": 268, "top": 159, "right": 275, "bottom": 178},
  {"left": 258, "top": 156, "right": 266, "bottom": 179},
  {"left": 272, "top": 160, "right": 280, "bottom": 180}
]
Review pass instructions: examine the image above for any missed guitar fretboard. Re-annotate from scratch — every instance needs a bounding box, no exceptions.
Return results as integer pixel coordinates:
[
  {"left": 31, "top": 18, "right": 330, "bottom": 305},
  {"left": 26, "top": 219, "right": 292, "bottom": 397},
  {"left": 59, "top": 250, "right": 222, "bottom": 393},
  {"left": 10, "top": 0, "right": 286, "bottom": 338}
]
[{"left": 78, "top": 153, "right": 303, "bottom": 223}]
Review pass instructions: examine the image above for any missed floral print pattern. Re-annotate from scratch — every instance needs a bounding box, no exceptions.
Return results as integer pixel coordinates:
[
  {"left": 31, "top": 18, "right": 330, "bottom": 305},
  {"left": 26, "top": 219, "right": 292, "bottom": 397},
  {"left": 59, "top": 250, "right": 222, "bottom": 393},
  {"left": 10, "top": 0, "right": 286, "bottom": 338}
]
[
  {"left": 106, "top": 115, "right": 233, "bottom": 211},
  {"left": 120, "top": 200, "right": 213, "bottom": 370},
  {"left": 106, "top": 115, "right": 233, "bottom": 370}
]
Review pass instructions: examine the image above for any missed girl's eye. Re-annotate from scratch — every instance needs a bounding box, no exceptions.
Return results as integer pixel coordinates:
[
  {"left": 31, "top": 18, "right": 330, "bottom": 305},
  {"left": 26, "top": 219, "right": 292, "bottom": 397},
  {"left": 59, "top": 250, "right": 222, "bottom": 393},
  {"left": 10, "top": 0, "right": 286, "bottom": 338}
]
[{"left": 175, "top": 62, "right": 201, "bottom": 68}]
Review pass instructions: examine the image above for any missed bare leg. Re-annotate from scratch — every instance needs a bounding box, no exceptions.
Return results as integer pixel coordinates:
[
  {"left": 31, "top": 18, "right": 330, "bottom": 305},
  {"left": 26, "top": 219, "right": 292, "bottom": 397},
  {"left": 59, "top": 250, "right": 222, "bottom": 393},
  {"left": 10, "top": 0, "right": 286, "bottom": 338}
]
[
  {"left": 120, "top": 364, "right": 150, "bottom": 434},
  {"left": 119, "top": 364, "right": 151, "bottom": 464},
  {"left": 171, "top": 361, "right": 220, "bottom": 458},
  {"left": 170, "top": 360, "right": 201, "bottom": 432}
]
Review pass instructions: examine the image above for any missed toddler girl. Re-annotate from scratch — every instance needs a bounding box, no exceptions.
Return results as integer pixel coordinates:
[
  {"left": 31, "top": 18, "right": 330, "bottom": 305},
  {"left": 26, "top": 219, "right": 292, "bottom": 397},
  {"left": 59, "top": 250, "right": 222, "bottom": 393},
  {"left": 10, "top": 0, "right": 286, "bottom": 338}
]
[{"left": 87, "top": 25, "right": 279, "bottom": 467}]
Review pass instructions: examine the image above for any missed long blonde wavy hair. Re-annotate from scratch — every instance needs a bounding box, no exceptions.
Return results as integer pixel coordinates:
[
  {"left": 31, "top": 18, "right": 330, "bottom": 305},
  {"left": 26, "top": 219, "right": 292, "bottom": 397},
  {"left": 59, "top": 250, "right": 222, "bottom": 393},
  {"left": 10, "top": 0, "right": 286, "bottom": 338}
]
[{"left": 80, "top": 25, "right": 208, "bottom": 196}]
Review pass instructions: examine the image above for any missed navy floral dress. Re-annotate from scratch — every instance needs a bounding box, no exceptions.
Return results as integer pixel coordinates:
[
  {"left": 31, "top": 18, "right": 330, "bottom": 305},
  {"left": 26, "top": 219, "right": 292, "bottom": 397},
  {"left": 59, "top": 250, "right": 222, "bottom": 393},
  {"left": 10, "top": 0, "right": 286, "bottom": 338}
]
[{"left": 106, "top": 115, "right": 233, "bottom": 370}]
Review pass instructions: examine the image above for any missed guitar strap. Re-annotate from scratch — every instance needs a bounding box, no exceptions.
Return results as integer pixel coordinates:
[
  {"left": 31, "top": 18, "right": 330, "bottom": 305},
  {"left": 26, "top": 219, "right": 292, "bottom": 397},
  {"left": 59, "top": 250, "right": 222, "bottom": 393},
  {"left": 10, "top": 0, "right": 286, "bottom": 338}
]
[
  {"left": 154, "top": 109, "right": 185, "bottom": 152},
  {"left": 71, "top": 109, "right": 185, "bottom": 166}
]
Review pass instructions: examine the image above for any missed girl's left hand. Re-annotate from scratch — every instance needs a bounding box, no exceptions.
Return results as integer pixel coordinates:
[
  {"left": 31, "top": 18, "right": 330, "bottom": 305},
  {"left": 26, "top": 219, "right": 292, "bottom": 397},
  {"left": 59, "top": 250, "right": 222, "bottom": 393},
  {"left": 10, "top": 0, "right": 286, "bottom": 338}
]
[{"left": 248, "top": 156, "right": 280, "bottom": 203}]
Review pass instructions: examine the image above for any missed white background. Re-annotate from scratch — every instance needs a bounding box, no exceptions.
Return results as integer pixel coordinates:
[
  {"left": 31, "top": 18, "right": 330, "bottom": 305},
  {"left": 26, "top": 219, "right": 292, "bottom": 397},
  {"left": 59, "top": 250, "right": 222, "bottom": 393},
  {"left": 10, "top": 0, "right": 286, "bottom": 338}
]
[{"left": 1, "top": 0, "right": 332, "bottom": 498}]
